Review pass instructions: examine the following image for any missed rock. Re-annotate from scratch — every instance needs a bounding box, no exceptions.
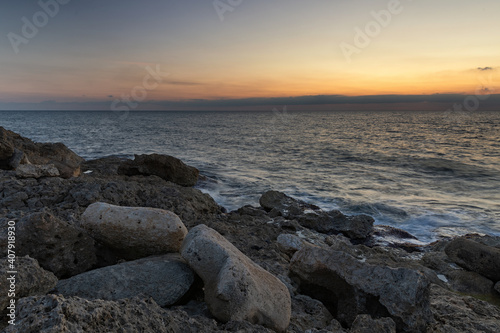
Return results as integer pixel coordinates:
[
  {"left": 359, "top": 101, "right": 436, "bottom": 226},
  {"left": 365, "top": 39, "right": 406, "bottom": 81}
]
[
  {"left": 446, "top": 270, "right": 494, "bottom": 295},
  {"left": 259, "top": 190, "right": 320, "bottom": 217},
  {"left": 15, "top": 212, "right": 96, "bottom": 278},
  {"left": 363, "top": 225, "right": 425, "bottom": 252},
  {"left": 290, "top": 244, "right": 432, "bottom": 332},
  {"left": 288, "top": 295, "right": 334, "bottom": 332},
  {"left": 0, "top": 126, "right": 84, "bottom": 178},
  {"left": 118, "top": 153, "right": 199, "bottom": 187},
  {"left": 81, "top": 202, "right": 187, "bottom": 260},
  {"left": 495, "top": 282, "right": 500, "bottom": 295},
  {"left": 277, "top": 233, "right": 305, "bottom": 255},
  {"left": 445, "top": 238, "right": 500, "bottom": 282},
  {"left": 298, "top": 210, "right": 374, "bottom": 239},
  {"left": 16, "top": 164, "right": 60, "bottom": 178},
  {"left": 5, "top": 295, "right": 172, "bottom": 333},
  {"left": 181, "top": 224, "right": 291, "bottom": 332},
  {"left": 350, "top": 315, "right": 396, "bottom": 333},
  {"left": 0, "top": 256, "right": 57, "bottom": 312},
  {"left": 427, "top": 284, "right": 500, "bottom": 333},
  {"left": 53, "top": 254, "right": 194, "bottom": 307}
]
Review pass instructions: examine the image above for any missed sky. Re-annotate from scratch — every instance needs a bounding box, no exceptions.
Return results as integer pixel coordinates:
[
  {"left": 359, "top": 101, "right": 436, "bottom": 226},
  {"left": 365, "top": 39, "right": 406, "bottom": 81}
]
[{"left": 0, "top": 0, "right": 499, "bottom": 111}]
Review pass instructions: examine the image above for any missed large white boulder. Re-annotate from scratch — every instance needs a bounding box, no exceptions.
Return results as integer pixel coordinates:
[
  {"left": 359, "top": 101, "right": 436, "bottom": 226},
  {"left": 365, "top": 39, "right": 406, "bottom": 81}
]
[
  {"left": 181, "top": 224, "right": 291, "bottom": 332},
  {"left": 81, "top": 202, "right": 187, "bottom": 259}
]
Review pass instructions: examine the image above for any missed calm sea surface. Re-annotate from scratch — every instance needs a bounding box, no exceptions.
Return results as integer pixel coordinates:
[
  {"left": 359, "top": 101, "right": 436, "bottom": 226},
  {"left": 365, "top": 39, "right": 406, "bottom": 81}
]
[{"left": 2, "top": 110, "right": 499, "bottom": 242}]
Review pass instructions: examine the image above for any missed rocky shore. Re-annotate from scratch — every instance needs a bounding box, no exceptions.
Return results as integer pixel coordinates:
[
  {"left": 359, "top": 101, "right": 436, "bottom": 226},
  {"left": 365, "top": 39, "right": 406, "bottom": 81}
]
[{"left": 1, "top": 126, "right": 500, "bottom": 332}]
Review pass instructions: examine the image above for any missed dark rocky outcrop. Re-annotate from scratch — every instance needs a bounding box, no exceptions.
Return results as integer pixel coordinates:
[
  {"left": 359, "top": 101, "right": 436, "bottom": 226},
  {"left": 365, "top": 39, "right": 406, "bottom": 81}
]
[
  {"left": 53, "top": 254, "right": 194, "bottom": 307},
  {"left": 0, "top": 256, "right": 57, "bottom": 312},
  {"left": 445, "top": 238, "right": 500, "bottom": 282},
  {"left": 0, "top": 126, "right": 83, "bottom": 178},
  {"left": 9, "top": 212, "right": 96, "bottom": 278},
  {"left": 118, "top": 153, "right": 199, "bottom": 187}
]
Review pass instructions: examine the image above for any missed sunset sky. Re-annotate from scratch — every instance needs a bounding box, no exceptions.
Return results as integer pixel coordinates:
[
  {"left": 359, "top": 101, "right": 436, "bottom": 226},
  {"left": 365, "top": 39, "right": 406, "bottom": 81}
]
[{"left": 0, "top": 0, "right": 498, "bottom": 110}]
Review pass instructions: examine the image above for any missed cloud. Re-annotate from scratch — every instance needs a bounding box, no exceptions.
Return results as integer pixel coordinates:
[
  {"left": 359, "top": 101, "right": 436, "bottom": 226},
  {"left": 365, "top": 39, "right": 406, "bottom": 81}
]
[{"left": 477, "top": 67, "right": 494, "bottom": 71}]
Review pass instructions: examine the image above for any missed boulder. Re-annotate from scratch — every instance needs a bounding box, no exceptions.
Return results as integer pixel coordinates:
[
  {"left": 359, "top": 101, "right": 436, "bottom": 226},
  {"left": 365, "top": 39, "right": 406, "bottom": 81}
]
[
  {"left": 15, "top": 212, "right": 96, "bottom": 278},
  {"left": 0, "top": 126, "right": 83, "bottom": 178},
  {"left": 5, "top": 295, "right": 172, "bottom": 333},
  {"left": 290, "top": 244, "right": 433, "bottom": 332},
  {"left": 428, "top": 284, "right": 500, "bottom": 333},
  {"left": 350, "top": 315, "right": 396, "bottom": 333},
  {"left": 259, "top": 190, "right": 320, "bottom": 217},
  {"left": 81, "top": 202, "right": 187, "bottom": 260},
  {"left": 445, "top": 238, "right": 500, "bottom": 282},
  {"left": 181, "top": 224, "right": 291, "bottom": 332},
  {"left": 53, "top": 254, "right": 194, "bottom": 307},
  {"left": 298, "top": 210, "right": 374, "bottom": 239},
  {"left": 276, "top": 233, "right": 305, "bottom": 256},
  {"left": 446, "top": 270, "right": 494, "bottom": 295},
  {"left": 495, "top": 282, "right": 500, "bottom": 295},
  {"left": 0, "top": 256, "right": 57, "bottom": 312},
  {"left": 16, "top": 164, "right": 60, "bottom": 178},
  {"left": 118, "top": 153, "right": 199, "bottom": 187}
]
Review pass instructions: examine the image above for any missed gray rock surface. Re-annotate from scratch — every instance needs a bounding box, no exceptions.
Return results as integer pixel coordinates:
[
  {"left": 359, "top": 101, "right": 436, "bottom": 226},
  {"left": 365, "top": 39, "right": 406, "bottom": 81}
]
[
  {"left": 181, "top": 224, "right": 291, "bottom": 332},
  {"left": 14, "top": 212, "right": 96, "bottom": 278},
  {"left": 81, "top": 202, "right": 187, "bottom": 260},
  {"left": 446, "top": 270, "right": 494, "bottom": 295},
  {"left": 0, "top": 256, "right": 57, "bottom": 312},
  {"left": 350, "top": 314, "right": 396, "bottom": 333},
  {"left": 495, "top": 281, "right": 500, "bottom": 295},
  {"left": 54, "top": 254, "right": 194, "bottom": 307},
  {"left": 118, "top": 153, "right": 199, "bottom": 187},
  {"left": 277, "top": 233, "right": 305, "bottom": 255},
  {"left": 15, "top": 164, "right": 60, "bottom": 179},
  {"left": 298, "top": 210, "right": 374, "bottom": 239},
  {"left": 259, "top": 190, "right": 320, "bottom": 217},
  {"left": 0, "top": 126, "right": 83, "bottom": 178},
  {"left": 445, "top": 238, "right": 500, "bottom": 282},
  {"left": 290, "top": 243, "right": 433, "bottom": 332},
  {"left": 427, "top": 284, "right": 500, "bottom": 333},
  {"left": 288, "top": 295, "right": 334, "bottom": 332}
]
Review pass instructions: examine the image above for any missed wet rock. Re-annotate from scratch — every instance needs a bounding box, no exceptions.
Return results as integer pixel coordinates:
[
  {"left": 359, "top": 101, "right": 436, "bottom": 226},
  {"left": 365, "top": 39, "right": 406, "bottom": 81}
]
[
  {"left": 363, "top": 225, "right": 425, "bottom": 252},
  {"left": 298, "top": 210, "right": 374, "bottom": 240},
  {"left": 259, "top": 190, "right": 320, "bottom": 217},
  {"left": 16, "top": 164, "right": 60, "bottom": 179},
  {"left": 277, "top": 233, "right": 305, "bottom": 256},
  {"left": 428, "top": 284, "right": 500, "bottom": 333},
  {"left": 290, "top": 243, "right": 433, "bottom": 332},
  {"left": 81, "top": 202, "right": 187, "bottom": 260},
  {"left": 445, "top": 238, "right": 500, "bottom": 282},
  {"left": 14, "top": 212, "right": 96, "bottom": 278},
  {"left": 181, "top": 224, "right": 291, "bottom": 332},
  {"left": 350, "top": 314, "right": 396, "bottom": 333},
  {"left": 0, "top": 256, "right": 57, "bottom": 312},
  {"left": 0, "top": 127, "right": 84, "bottom": 178},
  {"left": 53, "top": 254, "right": 194, "bottom": 307},
  {"left": 118, "top": 153, "right": 199, "bottom": 187}
]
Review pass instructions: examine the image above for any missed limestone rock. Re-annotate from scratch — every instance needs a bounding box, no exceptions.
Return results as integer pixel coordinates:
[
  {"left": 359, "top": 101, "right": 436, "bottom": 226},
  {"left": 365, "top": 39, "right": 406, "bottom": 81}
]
[
  {"left": 16, "top": 164, "right": 60, "bottom": 179},
  {"left": 445, "top": 238, "right": 500, "bottom": 282},
  {"left": 0, "top": 256, "right": 57, "bottom": 312},
  {"left": 290, "top": 244, "right": 432, "bottom": 332},
  {"left": 350, "top": 315, "right": 396, "bottom": 333},
  {"left": 4, "top": 295, "right": 171, "bottom": 333},
  {"left": 81, "top": 202, "right": 187, "bottom": 260},
  {"left": 15, "top": 212, "right": 96, "bottom": 278},
  {"left": 118, "top": 153, "right": 199, "bottom": 187},
  {"left": 181, "top": 224, "right": 291, "bottom": 332},
  {"left": 54, "top": 254, "right": 194, "bottom": 307}
]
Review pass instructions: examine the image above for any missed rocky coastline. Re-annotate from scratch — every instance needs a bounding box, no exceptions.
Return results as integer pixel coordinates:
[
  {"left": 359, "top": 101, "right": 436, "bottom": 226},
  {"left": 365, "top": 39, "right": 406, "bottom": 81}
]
[{"left": 1, "top": 126, "right": 500, "bottom": 332}]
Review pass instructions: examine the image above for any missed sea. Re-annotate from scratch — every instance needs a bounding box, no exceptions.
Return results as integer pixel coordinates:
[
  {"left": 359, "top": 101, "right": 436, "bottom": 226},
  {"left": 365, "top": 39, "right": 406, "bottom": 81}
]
[{"left": 1, "top": 110, "right": 499, "bottom": 243}]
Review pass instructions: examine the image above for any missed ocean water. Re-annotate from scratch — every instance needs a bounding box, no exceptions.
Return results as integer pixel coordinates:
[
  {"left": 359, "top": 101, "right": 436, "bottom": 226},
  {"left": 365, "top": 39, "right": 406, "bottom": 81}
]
[{"left": 1, "top": 110, "right": 499, "bottom": 242}]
